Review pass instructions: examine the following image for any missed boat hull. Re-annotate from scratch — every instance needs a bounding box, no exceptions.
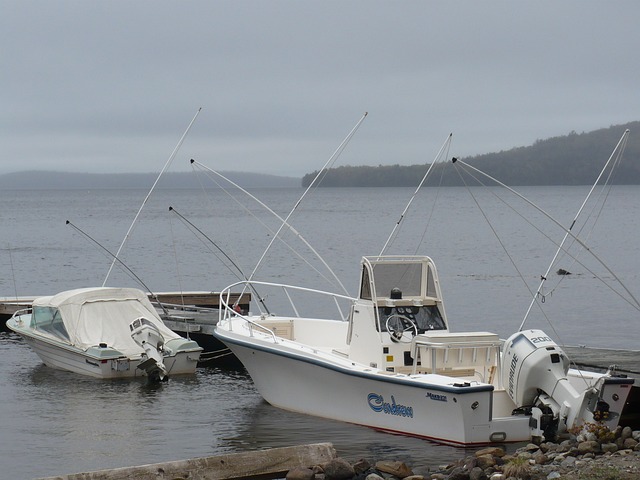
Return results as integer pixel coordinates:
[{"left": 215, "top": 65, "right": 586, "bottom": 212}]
[
  {"left": 215, "top": 327, "right": 531, "bottom": 446},
  {"left": 8, "top": 322, "right": 201, "bottom": 379}
]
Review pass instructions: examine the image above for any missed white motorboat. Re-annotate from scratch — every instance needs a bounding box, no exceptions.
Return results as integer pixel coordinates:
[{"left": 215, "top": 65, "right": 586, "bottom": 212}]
[
  {"left": 6, "top": 287, "right": 202, "bottom": 381},
  {"left": 213, "top": 255, "right": 634, "bottom": 446}
]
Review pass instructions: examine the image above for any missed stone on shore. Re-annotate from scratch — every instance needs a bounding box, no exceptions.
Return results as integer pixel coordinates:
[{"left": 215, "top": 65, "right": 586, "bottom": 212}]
[
  {"left": 474, "top": 447, "right": 505, "bottom": 458},
  {"left": 323, "top": 457, "right": 356, "bottom": 480},
  {"left": 374, "top": 460, "right": 413, "bottom": 478},
  {"left": 278, "top": 425, "right": 640, "bottom": 480}
]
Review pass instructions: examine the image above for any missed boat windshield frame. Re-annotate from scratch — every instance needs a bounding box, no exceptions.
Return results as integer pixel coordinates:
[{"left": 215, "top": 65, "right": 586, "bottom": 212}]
[
  {"left": 359, "top": 256, "right": 448, "bottom": 333},
  {"left": 359, "top": 256, "right": 438, "bottom": 301}
]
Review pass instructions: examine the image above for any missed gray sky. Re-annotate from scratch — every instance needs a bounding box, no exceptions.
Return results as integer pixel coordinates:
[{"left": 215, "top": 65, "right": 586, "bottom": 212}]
[{"left": 3, "top": 1, "right": 639, "bottom": 177}]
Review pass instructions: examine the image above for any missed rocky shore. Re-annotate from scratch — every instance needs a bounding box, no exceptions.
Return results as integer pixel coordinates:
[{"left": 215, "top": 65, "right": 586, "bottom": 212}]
[{"left": 285, "top": 426, "right": 640, "bottom": 480}]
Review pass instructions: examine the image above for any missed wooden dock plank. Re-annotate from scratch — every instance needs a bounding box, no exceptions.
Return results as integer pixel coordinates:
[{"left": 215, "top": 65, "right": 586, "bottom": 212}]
[
  {"left": 152, "top": 291, "right": 250, "bottom": 309},
  {"left": 563, "top": 346, "right": 640, "bottom": 430},
  {"left": 0, "top": 297, "right": 34, "bottom": 316},
  {"left": 35, "top": 443, "right": 337, "bottom": 480},
  {"left": 0, "top": 291, "right": 250, "bottom": 325},
  {"left": 564, "top": 346, "right": 640, "bottom": 375}
]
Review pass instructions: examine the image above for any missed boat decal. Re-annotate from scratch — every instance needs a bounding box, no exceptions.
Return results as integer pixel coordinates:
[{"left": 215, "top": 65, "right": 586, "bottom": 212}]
[
  {"left": 85, "top": 359, "right": 100, "bottom": 367},
  {"left": 426, "top": 392, "right": 447, "bottom": 402},
  {"left": 530, "top": 335, "right": 553, "bottom": 344},
  {"left": 367, "top": 393, "right": 413, "bottom": 418},
  {"left": 508, "top": 352, "right": 519, "bottom": 398}
]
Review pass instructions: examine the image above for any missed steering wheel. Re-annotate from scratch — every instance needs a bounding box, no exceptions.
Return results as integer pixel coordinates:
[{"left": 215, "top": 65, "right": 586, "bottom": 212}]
[{"left": 385, "top": 314, "right": 418, "bottom": 343}]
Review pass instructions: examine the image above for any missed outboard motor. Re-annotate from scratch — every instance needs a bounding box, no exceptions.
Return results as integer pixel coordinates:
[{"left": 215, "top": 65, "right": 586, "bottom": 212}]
[
  {"left": 502, "top": 329, "right": 598, "bottom": 439},
  {"left": 130, "top": 317, "right": 168, "bottom": 382}
]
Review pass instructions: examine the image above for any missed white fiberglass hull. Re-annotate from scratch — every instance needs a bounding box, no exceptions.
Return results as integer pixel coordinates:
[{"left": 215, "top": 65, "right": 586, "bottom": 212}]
[
  {"left": 9, "top": 323, "right": 201, "bottom": 380},
  {"left": 214, "top": 323, "right": 531, "bottom": 446}
]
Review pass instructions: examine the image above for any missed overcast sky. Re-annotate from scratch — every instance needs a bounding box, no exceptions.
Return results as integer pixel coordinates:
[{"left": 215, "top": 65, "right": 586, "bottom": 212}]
[{"left": 2, "top": 1, "right": 639, "bottom": 177}]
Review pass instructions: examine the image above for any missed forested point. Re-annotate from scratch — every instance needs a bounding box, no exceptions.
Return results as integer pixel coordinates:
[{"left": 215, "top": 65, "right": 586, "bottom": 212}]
[{"left": 302, "top": 121, "right": 640, "bottom": 187}]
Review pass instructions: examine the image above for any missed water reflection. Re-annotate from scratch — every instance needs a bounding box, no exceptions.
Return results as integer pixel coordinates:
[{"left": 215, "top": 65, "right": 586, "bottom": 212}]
[{"left": 223, "top": 380, "right": 474, "bottom": 468}]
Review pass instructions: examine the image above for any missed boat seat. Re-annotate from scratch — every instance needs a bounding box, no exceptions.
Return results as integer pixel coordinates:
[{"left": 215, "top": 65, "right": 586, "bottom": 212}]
[{"left": 410, "top": 331, "right": 502, "bottom": 380}]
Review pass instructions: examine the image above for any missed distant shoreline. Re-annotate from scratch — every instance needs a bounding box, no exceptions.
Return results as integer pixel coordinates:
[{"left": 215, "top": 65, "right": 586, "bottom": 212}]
[
  {"left": 0, "top": 170, "right": 301, "bottom": 190},
  {"left": 4, "top": 120, "right": 640, "bottom": 190}
]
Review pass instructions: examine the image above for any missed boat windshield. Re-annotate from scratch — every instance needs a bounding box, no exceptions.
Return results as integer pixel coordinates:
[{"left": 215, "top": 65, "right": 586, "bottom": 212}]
[
  {"left": 361, "top": 262, "right": 427, "bottom": 300},
  {"left": 31, "top": 306, "right": 70, "bottom": 341}
]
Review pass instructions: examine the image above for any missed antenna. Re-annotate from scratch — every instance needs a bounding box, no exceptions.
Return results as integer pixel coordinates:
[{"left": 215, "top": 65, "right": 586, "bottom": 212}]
[
  {"left": 168, "top": 206, "right": 270, "bottom": 313},
  {"left": 103, "top": 107, "right": 202, "bottom": 286},
  {"left": 379, "top": 133, "right": 452, "bottom": 255},
  {"left": 190, "top": 159, "right": 351, "bottom": 296},
  {"left": 243, "top": 112, "right": 368, "bottom": 289}
]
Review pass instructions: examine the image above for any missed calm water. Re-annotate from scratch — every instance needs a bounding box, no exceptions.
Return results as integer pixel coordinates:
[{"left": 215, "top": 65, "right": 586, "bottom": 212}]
[{"left": 1, "top": 185, "right": 639, "bottom": 479}]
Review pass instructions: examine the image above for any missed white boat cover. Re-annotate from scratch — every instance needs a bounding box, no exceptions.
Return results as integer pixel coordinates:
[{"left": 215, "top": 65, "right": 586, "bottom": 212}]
[{"left": 31, "top": 287, "right": 182, "bottom": 356}]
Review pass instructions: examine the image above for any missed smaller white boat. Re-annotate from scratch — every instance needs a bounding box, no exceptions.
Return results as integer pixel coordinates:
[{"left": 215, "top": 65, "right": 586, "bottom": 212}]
[{"left": 6, "top": 287, "right": 202, "bottom": 381}]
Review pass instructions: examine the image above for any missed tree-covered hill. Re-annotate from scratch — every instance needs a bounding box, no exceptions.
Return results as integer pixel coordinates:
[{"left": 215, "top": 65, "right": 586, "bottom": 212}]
[{"left": 302, "top": 122, "right": 640, "bottom": 187}]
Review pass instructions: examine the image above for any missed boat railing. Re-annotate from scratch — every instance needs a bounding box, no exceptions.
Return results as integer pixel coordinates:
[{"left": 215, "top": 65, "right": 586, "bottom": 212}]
[
  {"left": 363, "top": 254, "right": 435, "bottom": 263},
  {"left": 10, "top": 307, "right": 32, "bottom": 318},
  {"left": 219, "top": 280, "right": 356, "bottom": 340},
  {"left": 6, "top": 307, "right": 32, "bottom": 328}
]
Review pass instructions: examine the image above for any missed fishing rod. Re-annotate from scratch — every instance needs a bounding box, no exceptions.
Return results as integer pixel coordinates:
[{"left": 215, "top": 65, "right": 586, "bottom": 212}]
[
  {"left": 379, "top": 133, "right": 452, "bottom": 256},
  {"left": 452, "top": 129, "right": 639, "bottom": 330},
  {"left": 168, "top": 206, "right": 270, "bottom": 314},
  {"left": 66, "top": 220, "right": 170, "bottom": 316},
  {"left": 103, "top": 107, "right": 202, "bottom": 286},
  {"left": 243, "top": 112, "right": 368, "bottom": 297},
  {"left": 189, "top": 159, "right": 350, "bottom": 297}
]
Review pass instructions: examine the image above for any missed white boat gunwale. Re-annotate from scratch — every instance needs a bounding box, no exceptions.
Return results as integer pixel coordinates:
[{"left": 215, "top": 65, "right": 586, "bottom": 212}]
[{"left": 213, "top": 325, "right": 496, "bottom": 395}]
